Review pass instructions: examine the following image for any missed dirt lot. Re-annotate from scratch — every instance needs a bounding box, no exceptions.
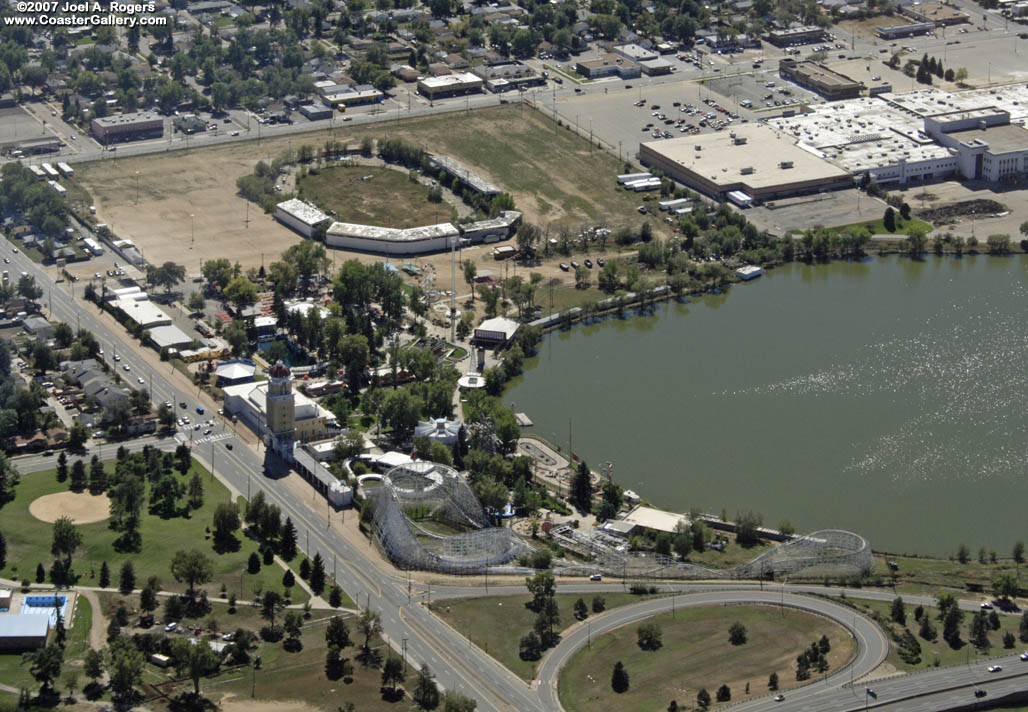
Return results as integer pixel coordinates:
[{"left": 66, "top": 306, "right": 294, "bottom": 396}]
[
  {"left": 29, "top": 491, "right": 111, "bottom": 524},
  {"left": 75, "top": 105, "right": 659, "bottom": 276}
]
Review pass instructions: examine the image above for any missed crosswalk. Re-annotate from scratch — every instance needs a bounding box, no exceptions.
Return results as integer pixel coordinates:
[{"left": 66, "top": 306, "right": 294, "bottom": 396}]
[{"left": 175, "top": 431, "right": 233, "bottom": 446}]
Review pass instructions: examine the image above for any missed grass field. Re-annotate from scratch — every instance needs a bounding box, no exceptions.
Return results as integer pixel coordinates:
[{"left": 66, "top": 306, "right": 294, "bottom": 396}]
[
  {"left": 0, "top": 593, "right": 92, "bottom": 693},
  {"left": 428, "top": 592, "right": 653, "bottom": 680},
  {"left": 835, "top": 597, "right": 1027, "bottom": 671},
  {"left": 0, "top": 463, "right": 305, "bottom": 603},
  {"left": 870, "top": 553, "right": 1026, "bottom": 597},
  {"left": 297, "top": 165, "right": 457, "bottom": 228},
  {"left": 558, "top": 605, "right": 855, "bottom": 711}
]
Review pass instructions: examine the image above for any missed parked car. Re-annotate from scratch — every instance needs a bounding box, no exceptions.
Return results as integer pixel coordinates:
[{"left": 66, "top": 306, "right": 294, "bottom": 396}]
[{"left": 165, "top": 622, "right": 177, "bottom": 633}]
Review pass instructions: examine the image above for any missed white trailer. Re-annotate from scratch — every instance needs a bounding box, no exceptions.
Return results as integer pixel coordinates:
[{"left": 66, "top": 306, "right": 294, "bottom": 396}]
[
  {"left": 617, "top": 172, "right": 653, "bottom": 185},
  {"left": 83, "top": 237, "right": 104, "bottom": 256},
  {"left": 41, "top": 163, "right": 59, "bottom": 178},
  {"left": 658, "top": 198, "right": 691, "bottom": 211},
  {"left": 627, "top": 178, "right": 661, "bottom": 192},
  {"left": 50, "top": 181, "right": 67, "bottom": 196},
  {"left": 727, "top": 190, "right": 753, "bottom": 208},
  {"left": 28, "top": 165, "right": 45, "bottom": 179},
  {"left": 56, "top": 162, "right": 74, "bottom": 178}
]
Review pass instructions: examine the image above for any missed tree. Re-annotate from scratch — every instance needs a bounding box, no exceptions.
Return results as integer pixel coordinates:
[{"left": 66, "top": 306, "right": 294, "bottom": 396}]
[
  {"left": 99, "top": 561, "right": 110, "bottom": 588},
  {"left": 943, "top": 603, "right": 963, "bottom": 646},
  {"left": 525, "top": 570, "right": 556, "bottom": 613},
  {"left": 119, "top": 561, "right": 135, "bottom": 593},
  {"left": 152, "top": 262, "right": 186, "bottom": 295},
  {"left": 261, "top": 590, "right": 284, "bottom": 629},
  {"left": 187, "top": 473, "right": 204, "bottom": 510},
  {"left": 107, "top": 637, "right": 145, "bottom": 701},
  {"left": 171, "top": 637, "right": 220, "bottom": 696},
  {"left": 993, "top": 572, "right": 1019, "bottom": 600},
  {"left": 637, "top": 622, "right": 662, "bottom": 650},
  {"left": 442, "top": 690, "right": 478, "bottom": 712},
  {"left": 573, "top": 598, "right": 588, "bottom": 621},
  {"left": 883, "top": 207, "right": 896, "bottom": 232},
  {"left": 717, "top": 684, "right": 731, "bottom": 702},
  {"left": 697, "top": 687, "right": 711, "bottom": 709},
  {"left": 413, "top": 664, "right": 440, "bottom": 710},
  {"left": 326, "top": 616, "right": 351, "bottom": 650},
  {"left": 83, "top": 648, "right": 104, "bottom": 687},
  {"left": 728, "top": 622, "right": 747, "bottom": 645},
  {"left": 170, "top": 549, "right": 214, "bottom": 595},
  {"left": 462, "top": 261, "right": 477, "bottom": 302},
  {"left": 283, "top": 609, "right": 303, "bottom": 642},
  {"left": 357, "top": 608, "right": 382, "bottom": 651},
  {"left": 768, "top": 672, "right": 779, "bottom": 690},
  {"left": 611, "top": 660, "right": 629, "bottom": 693},
  {"left": 24, "top": 643, "right": 64, "bottom": 694},
  {"left": 224, "top": 276, "right": 258, "bottom": 312},
  {"left": 69, "top": 459, "right": 87, "bottom": 492},
  {"left": 519, "top": 631, "right": 542, "bottom": 660},
  {"left": 957, "top": 544, "right": 970, "bottom": 564},
  {"left": 570, "top": 460, "right": 593, "bottom": 512},
  {"left": 891, "top": 596, "right": 906, "bottom": 625},
  {"left": 51, "top": 515, "right": 82, "bottom": 567},
  {"left": 187, "top": 291, "right": 206, "bottom": 314},
  {"left": 279, "top": 517, "right": 297, "bottom": 560},
  {"left": 309, "top": 552, "right": 326, "bottom": 595},
  {"left": 1020, "top": 611, "right": 1028, "bottom": 643},
  {"left": 1015, "top": 540, "right": 1026, "bottom": 569},
  {"left": 970, "top": 610, "right": 990, "bottom": 649},
  {"left": 212, "top": 502, "right": 241, "bottom": 550},
  {"left": 329, "top": 586, "right": 343, "bottom": 608},
  {"left": 382, "top": 655, "right": 406, "bottom": 697}
]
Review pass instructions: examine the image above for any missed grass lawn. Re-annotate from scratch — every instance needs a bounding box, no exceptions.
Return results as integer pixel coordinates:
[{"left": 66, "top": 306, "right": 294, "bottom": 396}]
[
  {"left": 297, "top": 165, "right": 457, "bottom": 228},
  {"left": 0, "top": 593, "right": 92, "bottom": 693},
  {"left": 834, "top": 597, "right": 1027, "bottom": 671},
  {"left": 205, "top": 617, "right": 414, "bottom": 711},
  {"left": 428, "top": 592, "right": 654, "bottom": 681},
  {"left": 345, "top": 105, "right": 662, "bottom": 230},
  {"left": 825, "top": 215, "right": 933, "bottom": 237},
  {"left": 558, "top": 605, "right": 855, "bottom": 711},
  {"left": 0, "top": 462, "right": 306, "bottom": 604}
]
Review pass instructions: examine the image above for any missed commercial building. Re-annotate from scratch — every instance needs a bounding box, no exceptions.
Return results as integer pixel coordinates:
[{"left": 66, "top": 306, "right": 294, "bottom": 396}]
[
  {"left": 901, "top": 1, "right": 969, "bottom": 26},
  {"left": 321, "top": 86, "right": 384, "bottom": 108},
  {"left": 876, "top": 22, "right": 934, "bottom": 39},
  {"left": 779, "top": 59, "right": 863, "bottom": 100},
  {"left": 112, "top": 297, "right": 173, "bottom": 329},
  {"left": 299, "top": 104, "right": 333, "bottom": 120},
  {"left": 925, "top": 109, "right": 1028, "bottom": 181},
  {"left": 473, "top": 316, "right": 520, "bottom": 348},
  {"left": 766, "top": 26, "right": 826, "bottom": 47},
  {"left": 275, "top": 198, "right": 331, "bottom": 238},
  {"left": 223, "top": 362, "right": 336, "bottom": 445},
  {"left": 612, "top": 44, "right": 658, "bottom": 62},
  {"left": 575, "top": 58, "right": 641, "bottom": 80},
  {"left": 292, "top": 444, "right": 353, "bottom": 507},
  {"left": 639, "top": 123, "right": 851, "bottom": 202},
  {"left": 413, "top": 418, "right": 462, "bottom": 446},
  {"left": 472, "top": 62, "right": 545, "bottom": 92},
  {"left": 147, "top": 324, "right": 195, "bottom": 351},
  {"left": 417, "top": 73, "right": 484, "bottom": 100},
  {"left": 639, "top": 58, "right": 673, "bottom": 76},
  {"left": 326, "top": 221, "right": 459, "bottom": 255},
  {"left": 620, "top": 505, "right": 687, "bottom": 536},
  {"left": 91, "top": 111, "right": 164, "bottom": 142}
]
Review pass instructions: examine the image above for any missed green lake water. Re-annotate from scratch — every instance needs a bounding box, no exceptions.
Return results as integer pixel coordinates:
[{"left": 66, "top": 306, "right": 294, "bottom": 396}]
[{"left": 504, "top": 255, "right": 1028, "bottom": 555}]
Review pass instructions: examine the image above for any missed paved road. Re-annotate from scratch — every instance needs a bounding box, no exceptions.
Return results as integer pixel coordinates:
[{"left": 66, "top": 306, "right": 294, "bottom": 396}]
[{"left": 8, "top": 244, "right": 1028, "bottom": 711}]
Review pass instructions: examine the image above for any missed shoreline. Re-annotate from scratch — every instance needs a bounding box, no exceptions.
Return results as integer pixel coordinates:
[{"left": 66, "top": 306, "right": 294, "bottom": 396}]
[{"left": 503, "top": 251, "right": 1028, "bottom": 560}]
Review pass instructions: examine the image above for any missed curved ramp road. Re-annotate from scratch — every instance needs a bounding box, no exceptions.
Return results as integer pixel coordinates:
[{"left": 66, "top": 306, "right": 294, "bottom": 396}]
[
  {"left": 8, "top": 246, "right": 1028, "bottom": 711},
  {"left": 535, "top": 590, "right": 888, "bottom": 712}
]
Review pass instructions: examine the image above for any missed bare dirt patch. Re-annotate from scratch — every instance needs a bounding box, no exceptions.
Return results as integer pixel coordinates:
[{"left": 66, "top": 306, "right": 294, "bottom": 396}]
[
  {"left": 29, "top": 491, "right": 111, "bottom": 524},
  {"left": 916, "top": 198, "right": 1007, "bottom": 224},
  {"left": 219, "top": 694, "right": 323, "bottom": 712}
]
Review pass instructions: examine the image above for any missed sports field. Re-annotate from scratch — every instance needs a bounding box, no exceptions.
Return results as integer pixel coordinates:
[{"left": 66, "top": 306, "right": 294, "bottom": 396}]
[{"left": 0, "top": 462, "right": 303, "bottom": 602}]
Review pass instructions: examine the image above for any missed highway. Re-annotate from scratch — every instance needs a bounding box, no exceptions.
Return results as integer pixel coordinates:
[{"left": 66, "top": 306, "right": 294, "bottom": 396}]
[{"left": 8, "top": 243, "right": 1028, "bottom": 711}]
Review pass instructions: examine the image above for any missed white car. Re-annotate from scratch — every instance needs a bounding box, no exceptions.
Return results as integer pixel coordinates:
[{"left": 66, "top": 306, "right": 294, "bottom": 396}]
[
  {"left": 164, "top": 622, "right": 177, "bottom": 633},
  {"left": 137, "top": 377, "right": 145, "bottom": 385},
  {"left": 113, "top": 354, "right": 121, "bottom": 361},
  {"left": 123, "top": 364, "right": 130, "bottom": 371},
  {"left": 774, "top": 694, "right": 785, "bottom": 702},
  {"left": 1020, "top": 652, "right": 1028, "bottom": 661},
  {"left": 980, "top": 602, "right": 994, "bottom": 609},
  {"left": 988, "top": 665, "right": 1002, "bottom": 673}
]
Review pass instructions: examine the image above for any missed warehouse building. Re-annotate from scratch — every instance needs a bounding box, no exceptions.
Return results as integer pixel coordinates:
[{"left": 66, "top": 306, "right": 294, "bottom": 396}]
[
  {"left": 417, "top": 73, "right": 484, "bottom": 100},
  {"left": 612, "top": 43, "right": 657, "bottom": 62},
  {"left": 639, "top": 124, "right": 851, "bottom": 202},
  {"left": 0, "top": 615, "right": 49, "bottom": 651},
  {"left": 275, "top": 199, "right": 331, "bottom": 238},
  {"left": 876, "top": 22, "right": 934, "bottom": 39},
  {"left": 91, "top": 111, "right": 164, "bottom": 143},
  {"left": 299, "top": 104, "right": 333, "bottom": 120},
  {"left": 779, "top": 59, "right": 863, "bottom": 100},
  {"left": 326, "top": 221, "right": 459, "bottom": 255}
]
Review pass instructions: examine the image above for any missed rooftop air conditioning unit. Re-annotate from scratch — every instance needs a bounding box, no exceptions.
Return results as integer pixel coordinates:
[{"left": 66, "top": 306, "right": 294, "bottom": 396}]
[
  {"left": 780, "top": 161, "right": 794, "bottom": 169},
  {"left": 741, "top": 166, "right": 754, "bottom": 174}
]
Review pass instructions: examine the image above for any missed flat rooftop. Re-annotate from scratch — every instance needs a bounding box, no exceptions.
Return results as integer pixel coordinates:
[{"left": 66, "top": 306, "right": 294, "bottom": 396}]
[
  {"left": 643, "top": 123, "right": 849, "bottom": 190},
  {"left": 93, "top": 111, "right": 162, "bottom": 127},
  {"left": 904, "top": 1, "right": 968, "bottom": 22},
  {"left": 781, "top": 60, "right": 861, "bottom": 89},
  {"left": 882, "top": 85, "right": 1028, "bottom": 122},
  {"left": 276, "top": 198, "right": 330, "bottom": 226},
  {"left": 327, "top": 221, "right": 458, "bottom": 242},
  {"left": 418, "top": 72, "right": 481, "bottom": 88},
  {"left": 948, "top": 123, "right": 1028, "bottom": 152}
]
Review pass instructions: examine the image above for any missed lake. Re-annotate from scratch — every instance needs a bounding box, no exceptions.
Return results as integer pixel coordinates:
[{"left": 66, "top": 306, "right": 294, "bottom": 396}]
[{"left": 504, "top": 255, "right": 1028, "bottom": 555}]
